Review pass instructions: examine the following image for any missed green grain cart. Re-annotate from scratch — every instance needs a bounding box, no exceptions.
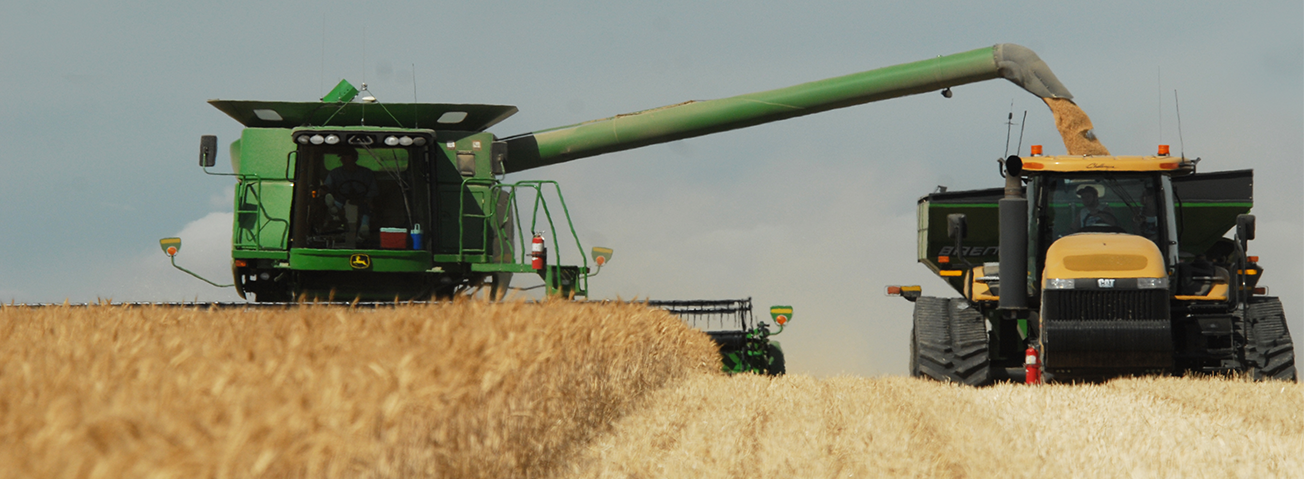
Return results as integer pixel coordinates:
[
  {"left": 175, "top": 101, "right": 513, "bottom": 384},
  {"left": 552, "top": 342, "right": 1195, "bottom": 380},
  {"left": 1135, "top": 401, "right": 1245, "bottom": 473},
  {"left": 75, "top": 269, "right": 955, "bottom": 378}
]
[{"left": 189, "top": 44, "right": 1108, "bottom": 303}]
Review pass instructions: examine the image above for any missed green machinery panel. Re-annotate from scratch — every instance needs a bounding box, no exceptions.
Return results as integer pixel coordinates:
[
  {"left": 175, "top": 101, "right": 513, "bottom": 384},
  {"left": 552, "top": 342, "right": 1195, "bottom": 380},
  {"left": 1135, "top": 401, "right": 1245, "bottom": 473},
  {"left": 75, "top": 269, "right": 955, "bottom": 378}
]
[{"left": 230, "top": 128, "right": 296, "bottom": 252}]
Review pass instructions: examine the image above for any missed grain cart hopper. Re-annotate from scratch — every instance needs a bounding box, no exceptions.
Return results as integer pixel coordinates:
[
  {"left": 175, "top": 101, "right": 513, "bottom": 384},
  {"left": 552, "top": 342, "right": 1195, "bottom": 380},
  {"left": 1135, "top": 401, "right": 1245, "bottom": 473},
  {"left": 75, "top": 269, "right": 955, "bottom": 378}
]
[
  {"left": 185, "top": 44, "right": 1087, "bottom": 302},
  {"left": 899, "top": 152, "right": 1295, "bottom": 383}
]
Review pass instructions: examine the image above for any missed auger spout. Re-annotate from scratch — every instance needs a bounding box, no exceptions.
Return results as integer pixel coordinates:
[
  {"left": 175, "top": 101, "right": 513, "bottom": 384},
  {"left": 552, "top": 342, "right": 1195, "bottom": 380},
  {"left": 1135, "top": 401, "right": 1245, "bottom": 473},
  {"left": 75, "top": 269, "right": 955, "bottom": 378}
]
[{"left": 503, "top": 43, "right": 1071, "bottom": 173}]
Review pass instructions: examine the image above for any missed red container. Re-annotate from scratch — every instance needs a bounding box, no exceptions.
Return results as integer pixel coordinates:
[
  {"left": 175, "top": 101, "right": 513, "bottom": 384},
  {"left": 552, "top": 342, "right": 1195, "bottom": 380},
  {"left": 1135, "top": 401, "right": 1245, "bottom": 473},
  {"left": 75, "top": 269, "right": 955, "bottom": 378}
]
[{"left": 379, "top": 228, "right": 407, "bottom": 249}]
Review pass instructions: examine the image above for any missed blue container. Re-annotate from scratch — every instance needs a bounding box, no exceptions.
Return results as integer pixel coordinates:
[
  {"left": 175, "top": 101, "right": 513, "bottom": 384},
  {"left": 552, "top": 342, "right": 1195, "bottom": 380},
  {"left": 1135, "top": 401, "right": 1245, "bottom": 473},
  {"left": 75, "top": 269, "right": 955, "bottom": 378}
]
[{"left": 411, "top": 224, "right": 423, "bottom": 250}]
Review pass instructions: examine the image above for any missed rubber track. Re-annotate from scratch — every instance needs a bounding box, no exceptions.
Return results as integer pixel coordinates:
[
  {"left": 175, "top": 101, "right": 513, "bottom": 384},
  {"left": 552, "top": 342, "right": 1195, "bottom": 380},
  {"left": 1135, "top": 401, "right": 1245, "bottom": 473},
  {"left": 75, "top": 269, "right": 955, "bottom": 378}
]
[
  {"left": 911, "top": 297, "right": 991, "bottom": 386},
  {"left": 1245, "top": 297, "right": 1297, "bottom": 381}
]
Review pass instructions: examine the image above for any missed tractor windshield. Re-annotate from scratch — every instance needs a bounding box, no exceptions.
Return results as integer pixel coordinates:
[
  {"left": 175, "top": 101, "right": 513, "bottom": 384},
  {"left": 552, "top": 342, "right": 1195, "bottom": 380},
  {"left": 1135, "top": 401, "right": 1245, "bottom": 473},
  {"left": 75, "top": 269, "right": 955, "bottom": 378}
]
[
  {"left": 1041, "top": 174, "right": 1166, "bottom": 247},
  {"left": 290, "top": 145, "right": 423, "bottom": 250}
]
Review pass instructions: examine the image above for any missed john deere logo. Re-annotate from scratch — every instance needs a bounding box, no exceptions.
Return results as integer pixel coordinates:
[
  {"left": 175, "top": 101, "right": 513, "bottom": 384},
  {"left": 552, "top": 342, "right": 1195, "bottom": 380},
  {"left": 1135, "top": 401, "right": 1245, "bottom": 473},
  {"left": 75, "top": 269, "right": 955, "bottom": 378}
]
[{"left": 349, "top": 254, "right": 371, "bottom": 269}]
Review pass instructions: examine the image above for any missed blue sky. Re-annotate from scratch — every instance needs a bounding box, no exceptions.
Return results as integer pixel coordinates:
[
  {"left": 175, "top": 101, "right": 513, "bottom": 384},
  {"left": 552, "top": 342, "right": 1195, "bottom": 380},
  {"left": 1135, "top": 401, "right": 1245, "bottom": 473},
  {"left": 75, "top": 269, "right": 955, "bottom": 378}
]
[{"left": 2, "top": 1, "right": 1300, "bottom": 376}]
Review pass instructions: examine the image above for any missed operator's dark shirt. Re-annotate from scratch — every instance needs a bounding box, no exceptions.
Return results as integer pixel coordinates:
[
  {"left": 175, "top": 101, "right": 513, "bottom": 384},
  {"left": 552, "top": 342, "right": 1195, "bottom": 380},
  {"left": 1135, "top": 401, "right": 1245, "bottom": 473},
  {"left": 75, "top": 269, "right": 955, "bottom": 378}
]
[{"left": 324, "top": 165, "right": 379, "bottom": 202}]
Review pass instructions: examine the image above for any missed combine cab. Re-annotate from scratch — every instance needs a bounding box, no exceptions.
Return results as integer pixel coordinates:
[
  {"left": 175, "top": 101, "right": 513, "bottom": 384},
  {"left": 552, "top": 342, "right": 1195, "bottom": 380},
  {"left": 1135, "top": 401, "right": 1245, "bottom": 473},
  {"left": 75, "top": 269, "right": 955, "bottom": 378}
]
[{"left": 899, "top": 151, "right": 1295, "bottom": 383}]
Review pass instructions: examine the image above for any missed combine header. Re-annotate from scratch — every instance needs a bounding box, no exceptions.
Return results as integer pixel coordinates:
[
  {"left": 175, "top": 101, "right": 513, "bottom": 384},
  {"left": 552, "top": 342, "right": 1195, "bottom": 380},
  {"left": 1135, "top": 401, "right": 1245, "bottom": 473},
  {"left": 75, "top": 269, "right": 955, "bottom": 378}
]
[{"left": 648, "top": 299, "right": 791, "bottom": 375}]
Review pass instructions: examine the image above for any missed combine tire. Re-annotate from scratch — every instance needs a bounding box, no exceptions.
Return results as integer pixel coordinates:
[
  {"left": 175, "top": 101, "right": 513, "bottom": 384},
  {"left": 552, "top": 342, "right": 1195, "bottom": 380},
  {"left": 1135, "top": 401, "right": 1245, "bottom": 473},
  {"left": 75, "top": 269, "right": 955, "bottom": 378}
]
[
  {"left": 766, "top": 344, "right": 786, "bottom": 376},
  {"left": 1245, "top": 297, "right": 1297, "bottom": 381},
  {"left": 910, "top": 296, "right": 991, "bottom": 386}
]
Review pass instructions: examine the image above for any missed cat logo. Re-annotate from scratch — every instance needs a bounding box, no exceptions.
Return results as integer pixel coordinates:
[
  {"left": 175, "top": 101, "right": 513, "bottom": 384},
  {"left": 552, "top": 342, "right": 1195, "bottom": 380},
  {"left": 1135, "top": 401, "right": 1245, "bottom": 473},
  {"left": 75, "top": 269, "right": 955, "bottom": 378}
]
[
  {"left": 349, "top": 254, "right": 371, "bottom": 270},
  {"left": 1098, "top": 278, "right": 1115, "bottom": 288}
]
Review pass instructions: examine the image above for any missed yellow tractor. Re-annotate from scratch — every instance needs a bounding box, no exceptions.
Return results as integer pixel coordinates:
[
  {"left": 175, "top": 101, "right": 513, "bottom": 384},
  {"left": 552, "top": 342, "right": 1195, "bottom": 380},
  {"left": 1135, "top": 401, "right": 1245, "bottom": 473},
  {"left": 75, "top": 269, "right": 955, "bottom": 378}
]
[{"left": 900, "top": 147, "right": 1294, "bottom": 383}]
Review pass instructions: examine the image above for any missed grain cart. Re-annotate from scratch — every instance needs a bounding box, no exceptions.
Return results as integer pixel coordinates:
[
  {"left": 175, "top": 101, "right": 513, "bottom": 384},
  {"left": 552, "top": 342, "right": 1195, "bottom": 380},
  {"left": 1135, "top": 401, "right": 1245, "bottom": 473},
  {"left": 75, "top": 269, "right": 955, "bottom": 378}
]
[
  {"left": 185, "top": 44, "right": 1092, "bottom": 302},
  {"left": 897, "top": 153, "right": 1295, "bottom": 383}
]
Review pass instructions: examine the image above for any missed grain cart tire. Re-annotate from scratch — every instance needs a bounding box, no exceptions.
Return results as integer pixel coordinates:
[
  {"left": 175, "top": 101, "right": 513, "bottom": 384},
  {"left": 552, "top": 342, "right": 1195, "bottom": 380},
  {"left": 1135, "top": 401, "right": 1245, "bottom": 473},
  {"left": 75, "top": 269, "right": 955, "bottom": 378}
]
[
  {"left": 766, "top": 344, "right": 786, "bottom": 376},
  {"left": 1245, "top": 297, "right": 1297, "bottom": 381},
  {"left": 910, "top": 296, "right": 992, "bottom": 386}
]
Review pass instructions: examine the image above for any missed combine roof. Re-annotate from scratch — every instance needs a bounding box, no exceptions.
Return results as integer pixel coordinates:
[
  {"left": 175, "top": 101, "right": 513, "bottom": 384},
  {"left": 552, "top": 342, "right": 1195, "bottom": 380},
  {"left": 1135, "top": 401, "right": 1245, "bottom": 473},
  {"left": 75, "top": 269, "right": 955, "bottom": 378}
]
[
  {"left": 1021, "top": 155, "right": 1194, "bottom": 173},
  {"left": 208, "top": 100, "right": 518, "bottom": 131}
]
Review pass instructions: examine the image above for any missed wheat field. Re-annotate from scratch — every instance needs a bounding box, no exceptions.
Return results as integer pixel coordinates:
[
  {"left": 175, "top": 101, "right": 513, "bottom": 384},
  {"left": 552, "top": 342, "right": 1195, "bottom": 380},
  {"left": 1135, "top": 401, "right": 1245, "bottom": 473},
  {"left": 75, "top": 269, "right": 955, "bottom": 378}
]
[
  {"left": 0, "top": 302, "right": 719, "bottom": 478},
  {"left": 567, "top": 374, "right": 1304, "bottom": 478},
  {"left": 4, "top": 304, "right": 1302, "bottom": 478}
]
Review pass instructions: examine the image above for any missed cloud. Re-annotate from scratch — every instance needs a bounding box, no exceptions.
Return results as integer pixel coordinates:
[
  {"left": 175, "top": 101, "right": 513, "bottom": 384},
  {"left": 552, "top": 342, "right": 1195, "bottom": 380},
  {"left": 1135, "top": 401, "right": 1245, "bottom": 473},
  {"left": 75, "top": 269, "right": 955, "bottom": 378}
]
[{"left": 99, "top": 212, "right": 240, "bottom": 303}]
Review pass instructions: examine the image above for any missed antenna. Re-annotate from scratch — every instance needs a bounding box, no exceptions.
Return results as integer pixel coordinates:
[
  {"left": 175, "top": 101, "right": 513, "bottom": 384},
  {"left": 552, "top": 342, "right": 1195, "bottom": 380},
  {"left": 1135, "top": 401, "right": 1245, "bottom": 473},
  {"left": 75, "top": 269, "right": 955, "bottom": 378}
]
[
  {"left": 1003, "top": 100, "right": 1014, "bottom": 157},
  {"left": 412, "top": 63, "right": 419, "bottom": 128},
  {"left": 1015, "top": 110, "right": 1028, "bottom": 156},
  {"left": 320, "top": 13, "right": 326, "bottom": 96},
  {"left": 1174, "top": 90, "right": 1186, "bottom": 158},
  {"left": 1157, "top": 66, "right": 1162, "bottom": 145}
]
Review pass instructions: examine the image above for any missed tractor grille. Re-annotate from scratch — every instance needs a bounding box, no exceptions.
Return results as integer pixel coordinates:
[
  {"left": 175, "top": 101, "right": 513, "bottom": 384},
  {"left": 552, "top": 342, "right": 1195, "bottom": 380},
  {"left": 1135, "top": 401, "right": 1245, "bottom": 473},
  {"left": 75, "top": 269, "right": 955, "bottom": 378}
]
[{"left": 1043, "top": 289, "right": 1169, "bottom": 321}]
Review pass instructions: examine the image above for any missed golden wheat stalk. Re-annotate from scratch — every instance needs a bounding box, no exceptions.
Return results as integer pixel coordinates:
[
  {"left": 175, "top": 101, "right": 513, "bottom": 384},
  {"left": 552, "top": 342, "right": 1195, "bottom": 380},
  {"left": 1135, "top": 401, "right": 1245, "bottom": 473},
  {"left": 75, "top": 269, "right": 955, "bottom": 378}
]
[{"left": 0, "top": 301, "right": 720, "bottom": 478}]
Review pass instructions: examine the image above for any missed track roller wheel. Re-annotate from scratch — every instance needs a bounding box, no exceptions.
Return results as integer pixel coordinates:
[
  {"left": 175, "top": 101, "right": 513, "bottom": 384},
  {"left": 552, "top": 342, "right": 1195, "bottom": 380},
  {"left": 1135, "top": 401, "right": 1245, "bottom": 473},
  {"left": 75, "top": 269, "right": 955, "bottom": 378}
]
[
  {"left": 910, "top": 296, "right": 991, "bottom": 386},
  {"left": 1245, "top": 297, "right": 1297, "bottom": 381}
]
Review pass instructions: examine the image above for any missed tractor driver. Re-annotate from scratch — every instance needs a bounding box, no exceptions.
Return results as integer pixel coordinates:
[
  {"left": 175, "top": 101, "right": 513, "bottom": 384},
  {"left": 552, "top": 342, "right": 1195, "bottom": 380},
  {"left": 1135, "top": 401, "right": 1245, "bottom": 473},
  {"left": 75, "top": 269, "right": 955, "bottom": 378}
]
[
  {"left": 323, "top": 149, "right": 380, "bottom": 239},
  {"left": 1075, "top": 184, "right": 1118, "bottom": 231}
]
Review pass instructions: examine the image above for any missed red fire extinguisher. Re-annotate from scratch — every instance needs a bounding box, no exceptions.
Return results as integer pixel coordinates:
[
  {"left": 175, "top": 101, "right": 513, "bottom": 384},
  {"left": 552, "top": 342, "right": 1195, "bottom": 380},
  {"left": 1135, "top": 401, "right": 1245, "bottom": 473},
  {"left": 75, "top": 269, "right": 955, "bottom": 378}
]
[
  {"left": 531, "top": 234, "right": 545, "bottom": 270},
  {"left": 1025, "top": 346, "right": 1042, "bottom": 385}
]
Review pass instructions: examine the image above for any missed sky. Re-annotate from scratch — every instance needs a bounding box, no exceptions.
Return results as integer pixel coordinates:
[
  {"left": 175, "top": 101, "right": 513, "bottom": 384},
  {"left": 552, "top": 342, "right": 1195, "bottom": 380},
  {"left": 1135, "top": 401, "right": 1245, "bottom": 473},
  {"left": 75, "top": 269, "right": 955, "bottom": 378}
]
[{"left": 2, "top": 1, "right": 1300, "bottom": 377}]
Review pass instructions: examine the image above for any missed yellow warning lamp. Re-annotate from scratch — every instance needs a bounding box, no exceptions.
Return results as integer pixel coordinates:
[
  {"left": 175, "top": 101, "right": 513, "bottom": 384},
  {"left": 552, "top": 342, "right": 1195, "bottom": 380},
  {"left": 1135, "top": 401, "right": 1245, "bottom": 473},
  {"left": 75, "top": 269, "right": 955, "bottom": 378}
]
[
  {"left": 770, "top": 305, "right": 793, "bottom": 326},
  {"left": 159, "top": 237, "right": 182, "bottom": 257},
  {"left": 591, "top": 246, "right": 613, "bottom": 266}
]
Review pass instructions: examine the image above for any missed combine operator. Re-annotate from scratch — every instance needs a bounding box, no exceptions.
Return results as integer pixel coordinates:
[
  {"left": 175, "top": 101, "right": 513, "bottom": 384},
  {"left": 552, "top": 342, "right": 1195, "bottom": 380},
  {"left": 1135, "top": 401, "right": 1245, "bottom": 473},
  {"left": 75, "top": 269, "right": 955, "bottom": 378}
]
[{"left": 323, "top": 148, "right": 379, "bottom": 241}]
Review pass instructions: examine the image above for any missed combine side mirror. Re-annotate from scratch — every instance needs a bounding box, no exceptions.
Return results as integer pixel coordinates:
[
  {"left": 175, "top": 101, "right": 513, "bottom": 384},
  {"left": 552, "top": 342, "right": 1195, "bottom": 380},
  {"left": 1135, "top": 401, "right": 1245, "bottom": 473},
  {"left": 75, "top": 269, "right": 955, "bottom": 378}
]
[
  {"left": 199, "top": 135, "right": 218, "bottom": 168},
  {"left": 947, "top": 214, "right": 968, "bottom": 240}
]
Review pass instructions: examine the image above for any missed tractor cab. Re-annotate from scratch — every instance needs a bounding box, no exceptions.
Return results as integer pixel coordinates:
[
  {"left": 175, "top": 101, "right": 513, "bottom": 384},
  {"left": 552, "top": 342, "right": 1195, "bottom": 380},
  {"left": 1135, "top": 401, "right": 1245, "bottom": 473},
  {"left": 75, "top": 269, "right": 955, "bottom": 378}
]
[{"left": 1029, "top": 171, "right": 1179, "bottom": 293}]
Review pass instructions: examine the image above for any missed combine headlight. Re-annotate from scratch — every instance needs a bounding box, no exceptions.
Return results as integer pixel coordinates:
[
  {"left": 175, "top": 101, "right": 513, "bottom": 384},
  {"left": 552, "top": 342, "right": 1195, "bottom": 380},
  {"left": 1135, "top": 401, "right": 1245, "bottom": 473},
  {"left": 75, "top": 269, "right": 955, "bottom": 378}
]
[
  {"left": 384, "top": 136, "right": 400, "bottom": 146},
  {"left": 310, "top": 134, "right": 325, "bottom": 145},
  {"left": 398, "top": 136, "right": 413, "bottom": 146},
  {"left": 1137, "top": 277, "right": 1169, "bottom": 289},
  {"left": 1045, "top": 278, "right": 1075, "bottom": 290},
  {"left": 296, "top": 135, "right": 311, "bottom": 145},
  {"left": 324, "top": 134, "right": 340, "bottom": 145}
]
